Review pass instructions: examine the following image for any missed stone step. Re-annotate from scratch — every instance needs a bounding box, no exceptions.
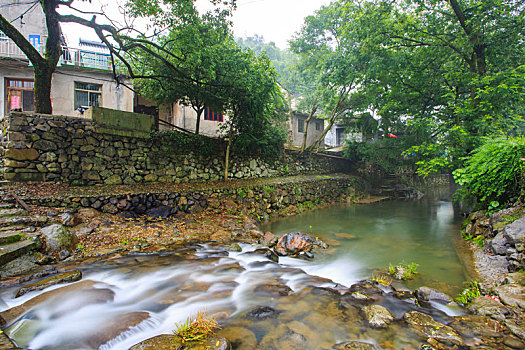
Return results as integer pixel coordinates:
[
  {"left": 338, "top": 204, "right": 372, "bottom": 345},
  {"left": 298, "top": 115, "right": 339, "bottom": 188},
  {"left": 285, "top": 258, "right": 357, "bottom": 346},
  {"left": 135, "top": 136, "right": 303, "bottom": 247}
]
[
  {"left": 0, "top": 216, "right": 48, "bottom": 228},
  {"left": 0, "top": 225, "right": 36, "bottom": 234},
  {"left": 0, "top": 231, "right": 23, "bottom": 245},
  {"left": 0, "top": 203, "right": 16, "bottom": 209},
  {"left": 0, "top": 208, "right": 26, "bottom": 218},
  {"left": 0, "top": 240, "right": 38, "bottom": 266}
]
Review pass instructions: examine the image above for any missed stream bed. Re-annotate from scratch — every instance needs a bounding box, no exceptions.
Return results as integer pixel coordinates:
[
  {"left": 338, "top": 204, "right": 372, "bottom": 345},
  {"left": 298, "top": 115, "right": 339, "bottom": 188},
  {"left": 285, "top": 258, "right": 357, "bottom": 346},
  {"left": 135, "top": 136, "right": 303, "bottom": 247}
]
[{"left": 0, "top": 190, "right": 477, "bottom": 349}]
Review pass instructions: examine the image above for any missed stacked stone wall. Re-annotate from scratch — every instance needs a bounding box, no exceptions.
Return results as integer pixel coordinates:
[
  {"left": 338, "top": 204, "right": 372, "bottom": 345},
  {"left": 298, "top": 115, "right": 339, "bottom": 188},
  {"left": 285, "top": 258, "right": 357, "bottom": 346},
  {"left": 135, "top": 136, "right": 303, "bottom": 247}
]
[
  {"left": 22, "top": 175, "right": 360, "bottom": 221},
  {"left": 1, "top": 112, "right": 351, "bottom": 185}
]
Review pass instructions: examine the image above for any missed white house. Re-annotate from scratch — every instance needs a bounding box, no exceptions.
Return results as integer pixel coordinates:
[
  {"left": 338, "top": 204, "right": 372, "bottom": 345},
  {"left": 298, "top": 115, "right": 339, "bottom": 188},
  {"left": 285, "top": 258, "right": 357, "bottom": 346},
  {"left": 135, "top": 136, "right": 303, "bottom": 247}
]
[{"left": 0, "top": 0, "right": 133, "bottom": 119}]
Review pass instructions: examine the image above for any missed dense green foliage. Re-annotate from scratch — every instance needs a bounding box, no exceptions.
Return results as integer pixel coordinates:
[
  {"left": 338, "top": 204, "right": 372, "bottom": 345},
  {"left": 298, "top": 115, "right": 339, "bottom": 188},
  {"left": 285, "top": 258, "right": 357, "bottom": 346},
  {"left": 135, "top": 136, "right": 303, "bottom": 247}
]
[
  {"left": 291, "top": 0, "right": 525, "bottom": 176},
  {"left": 131, "top": 1, "right": 286, "bottom": 157},
  {"left": 453, "top": 137, "right": 525, "bottom": 209}
]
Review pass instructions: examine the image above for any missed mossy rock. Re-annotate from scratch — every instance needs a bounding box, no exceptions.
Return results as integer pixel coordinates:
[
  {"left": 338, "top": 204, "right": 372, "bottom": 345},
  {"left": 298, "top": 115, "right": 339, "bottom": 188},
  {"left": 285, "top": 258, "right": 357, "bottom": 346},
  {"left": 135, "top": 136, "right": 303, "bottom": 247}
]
[{"left": 129, "top": 334, "right": 230, "bottom": 350}]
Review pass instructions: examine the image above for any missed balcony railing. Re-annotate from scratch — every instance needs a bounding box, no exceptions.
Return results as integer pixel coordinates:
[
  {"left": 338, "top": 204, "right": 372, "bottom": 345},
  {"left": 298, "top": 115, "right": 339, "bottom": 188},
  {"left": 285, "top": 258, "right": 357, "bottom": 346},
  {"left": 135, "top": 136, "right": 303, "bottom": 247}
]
[
  {"left": 0, "top": 37, "right": 112, "bottom": 71},
  {"left": 0, "top": 37, "right": 26, "bottom": 58},
  {"left": 60, "top": 46, "right": 111, "bottom": 70}
]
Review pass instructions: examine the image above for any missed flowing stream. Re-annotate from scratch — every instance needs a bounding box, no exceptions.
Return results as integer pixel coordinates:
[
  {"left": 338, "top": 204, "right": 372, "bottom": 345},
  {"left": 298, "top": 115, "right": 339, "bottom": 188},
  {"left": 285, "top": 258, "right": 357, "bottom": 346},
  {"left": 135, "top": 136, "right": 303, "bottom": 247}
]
[{"left": 0, "top": 187, "right": 473, "bottom": 349}]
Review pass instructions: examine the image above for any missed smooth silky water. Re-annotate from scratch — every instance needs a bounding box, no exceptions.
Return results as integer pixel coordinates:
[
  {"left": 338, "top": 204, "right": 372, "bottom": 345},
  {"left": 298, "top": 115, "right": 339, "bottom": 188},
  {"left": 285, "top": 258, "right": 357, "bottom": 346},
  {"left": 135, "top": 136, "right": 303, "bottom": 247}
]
[
  {"left": 0, "top": 187, "right": 472, "bottom": 349},
  {"left": 262, "top": 186, "right": 471, "bottom": 294}
]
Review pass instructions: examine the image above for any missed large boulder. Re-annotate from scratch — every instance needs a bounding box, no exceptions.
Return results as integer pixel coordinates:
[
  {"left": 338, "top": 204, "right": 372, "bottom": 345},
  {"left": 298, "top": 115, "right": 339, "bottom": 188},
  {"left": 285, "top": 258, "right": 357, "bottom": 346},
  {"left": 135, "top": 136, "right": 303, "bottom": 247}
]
[
  {"left": 487, "top": 232, "right": 509, "bottom": 255},
  {"left": 39, "top": 224, "right": 78, "bottom": 259},
  {"left": 273, "top": 232, "right": 327, "bottom": 257},
  {"left": 503, "top": 216, "right": 525, "bottom": 245}
]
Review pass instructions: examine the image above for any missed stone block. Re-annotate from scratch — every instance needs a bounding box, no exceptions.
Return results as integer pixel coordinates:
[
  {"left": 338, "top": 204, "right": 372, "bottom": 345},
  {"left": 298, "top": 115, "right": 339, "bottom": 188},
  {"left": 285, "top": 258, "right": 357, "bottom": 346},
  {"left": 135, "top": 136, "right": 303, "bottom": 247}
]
[
  {"left": 4, "top": 148, "right": 39, "bottom": 161},
  {"left": 4, "top": 159, "right": 28, "bottom": 168},
  {"left": 144, "top": 174, "right": 157, "bottom": 182},
  {"left": 4, "top": 172, "right": 45, "bottom": 182},
  {"left": 82, "top": 172, "right": 101, "bottom": 181},
  {"left": 8, "top": 132, "right": 26, "bottom": 142},
  {"left": 80, "top": 145, "right": 95, "bottom": 152},
  {"left": 105, "top": 175, "right": 123, "bottom": 185},
  {"left": 33, "top": 140, "right": 57, "bottom": 151}
]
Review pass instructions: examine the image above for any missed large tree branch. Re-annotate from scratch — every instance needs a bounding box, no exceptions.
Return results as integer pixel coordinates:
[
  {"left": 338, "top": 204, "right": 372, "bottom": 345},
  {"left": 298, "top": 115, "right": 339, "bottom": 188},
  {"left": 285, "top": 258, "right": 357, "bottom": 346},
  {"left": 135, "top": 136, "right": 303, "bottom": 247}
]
[
  {"left": 0, "top": 13, "right": 44, "bottom": 65},
  {"left": 448, "top": 0, "right": 471, "bottom": 36}
]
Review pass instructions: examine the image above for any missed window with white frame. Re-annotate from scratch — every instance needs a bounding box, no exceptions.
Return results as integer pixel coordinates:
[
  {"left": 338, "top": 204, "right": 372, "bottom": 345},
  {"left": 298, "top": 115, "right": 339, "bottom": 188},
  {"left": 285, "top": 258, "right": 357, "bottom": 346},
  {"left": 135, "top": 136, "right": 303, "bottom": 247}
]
[{"left": 74, "top": 82, "right": 102, "bottom": 110}]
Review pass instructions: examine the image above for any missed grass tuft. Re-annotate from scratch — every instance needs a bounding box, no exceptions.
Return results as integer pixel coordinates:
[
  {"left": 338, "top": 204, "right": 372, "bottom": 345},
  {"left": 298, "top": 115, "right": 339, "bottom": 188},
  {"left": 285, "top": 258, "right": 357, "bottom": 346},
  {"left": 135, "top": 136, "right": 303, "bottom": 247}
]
[{"left": 174, "top": 311, "right": 220, "bottom": 343}]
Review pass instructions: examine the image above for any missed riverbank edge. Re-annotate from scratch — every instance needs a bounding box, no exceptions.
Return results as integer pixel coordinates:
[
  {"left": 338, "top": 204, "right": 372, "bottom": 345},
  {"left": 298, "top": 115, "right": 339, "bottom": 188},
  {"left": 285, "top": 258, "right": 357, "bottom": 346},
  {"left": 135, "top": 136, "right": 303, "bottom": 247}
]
[{"left": 0, "top": 173, "right": 395, "bottom": 270}]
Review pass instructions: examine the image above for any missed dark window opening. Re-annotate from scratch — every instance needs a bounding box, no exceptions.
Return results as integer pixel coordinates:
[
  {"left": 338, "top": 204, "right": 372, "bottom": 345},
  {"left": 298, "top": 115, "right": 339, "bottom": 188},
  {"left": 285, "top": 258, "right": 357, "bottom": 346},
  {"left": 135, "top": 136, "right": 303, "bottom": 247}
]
[
  {"left": 298, "top": 119, "right": 305, "bottom": 133},
  {"left": 204, "top": 106, "right": 223, "bottom": 122}
]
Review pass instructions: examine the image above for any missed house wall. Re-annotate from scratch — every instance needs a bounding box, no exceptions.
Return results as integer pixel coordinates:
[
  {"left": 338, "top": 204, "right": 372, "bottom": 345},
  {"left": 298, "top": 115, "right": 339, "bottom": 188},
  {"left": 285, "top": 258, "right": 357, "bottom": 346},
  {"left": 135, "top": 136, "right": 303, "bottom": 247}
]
[
  {"left": 0, "top": 62, "right": 133, "bottom": 119},
  {"left": 0, "top": 0, "right": 47, "bottom": 50},
  {"left": 2, "top": 112, "right": 352, "bottom": 185},
  {"left": 325, "top": 124, "right": 362, "bottom": 148},
  {"left": 290, "top": 113, "right": 324, "bottom": 148},
  {"left": 171, "top": 103, "right": 227, "bottom": 137}
]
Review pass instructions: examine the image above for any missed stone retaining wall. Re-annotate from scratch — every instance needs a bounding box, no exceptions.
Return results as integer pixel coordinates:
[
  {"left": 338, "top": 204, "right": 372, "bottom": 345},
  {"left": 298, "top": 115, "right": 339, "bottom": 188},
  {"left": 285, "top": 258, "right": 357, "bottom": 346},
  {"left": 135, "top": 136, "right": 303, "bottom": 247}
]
[
  {"left": 23, "top": 175, "right": 362, "bottom": 221},
  {"left": 465, "top": 206, "right": 525, "bottom": 272},
  {"left": 1, "top": 112, "right": 351, "bottom": 185}
]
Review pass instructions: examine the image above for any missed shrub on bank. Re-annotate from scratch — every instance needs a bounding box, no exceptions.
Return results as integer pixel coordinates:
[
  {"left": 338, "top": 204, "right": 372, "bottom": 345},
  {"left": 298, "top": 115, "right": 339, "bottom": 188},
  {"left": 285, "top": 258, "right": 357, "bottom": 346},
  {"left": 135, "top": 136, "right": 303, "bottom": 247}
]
[{"left": 453, "top": 136, "right": 525, "bottom": 210}]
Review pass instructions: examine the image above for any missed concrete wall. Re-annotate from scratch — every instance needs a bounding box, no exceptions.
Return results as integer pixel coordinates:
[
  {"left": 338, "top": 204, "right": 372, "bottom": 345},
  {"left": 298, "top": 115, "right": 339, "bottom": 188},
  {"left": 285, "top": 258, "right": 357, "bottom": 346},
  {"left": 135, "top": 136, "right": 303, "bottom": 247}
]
[
  {"left": 2, "top": 112, "right": 352, "bottom": 185},
  {"left": 290, "top": 112, "right": 325, "bottom": 148},
  {"left": 0, "top": 62, "right": 133, "bottom": 119}
]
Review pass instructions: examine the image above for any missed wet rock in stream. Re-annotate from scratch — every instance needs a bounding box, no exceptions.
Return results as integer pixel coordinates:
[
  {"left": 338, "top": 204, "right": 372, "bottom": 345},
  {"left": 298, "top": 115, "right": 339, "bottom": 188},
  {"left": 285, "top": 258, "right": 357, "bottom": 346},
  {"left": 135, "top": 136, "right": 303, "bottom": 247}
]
[
  {"left": 15, "top": 269, "right": 82, "bottom": 297},
  {"left": 244, "top": 248, "right": 279, "bottom": 262},
  {"left": 273, "top": 232, "right": 327, "bottom": 258},
  {"left": 403, "top": 311, "right": 464, "bottom": 347},
  {"left": 218, "top": 326, "right": 257, "bottom": 349},
  {"left": 246, "top": 306, "right": 281, "bottom": 320},
  {"left": 360, "top": 305, "right": 394, "bottom": 328},
  {"left": 414, "top": 286, "right": 453, "bottom": 306},
  {"left": 332, "top": 341, "right": 376, "bottom": 350},
  {"left": 0, "top": 280, "right": 114, "bottom": 326},
  {"left": 130, "top": 334, "right": 230, "bottom": 350},
  {"left": 253, "top": 283, "right": 293, "bottom": 297}
]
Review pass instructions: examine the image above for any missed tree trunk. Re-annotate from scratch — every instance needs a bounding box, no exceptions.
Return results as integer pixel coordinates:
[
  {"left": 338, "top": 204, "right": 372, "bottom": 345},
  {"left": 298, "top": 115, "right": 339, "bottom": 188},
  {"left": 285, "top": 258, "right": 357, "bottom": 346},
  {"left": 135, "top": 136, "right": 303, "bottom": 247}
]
[
  {"left": 195, "top": 107, "right": 204, "bottom": 135},
  {"left": 224, "top": 128, "right": 233, "bottom": 181},
  {"left": 33, "top": 63, "right": 54, "bottom": 114},
  {"left": 300, "top": 104, "right": 318, "bottom": 154},
  {"left": 308, "top": 115, "right": 336, "bottom": 152},
  {"left": 306, "top": 89, "right": 348, "bottom": 152}
]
